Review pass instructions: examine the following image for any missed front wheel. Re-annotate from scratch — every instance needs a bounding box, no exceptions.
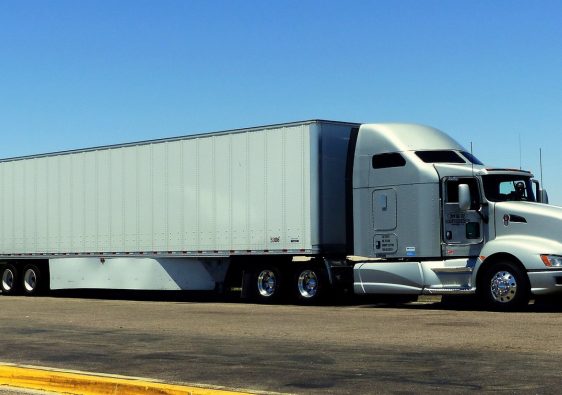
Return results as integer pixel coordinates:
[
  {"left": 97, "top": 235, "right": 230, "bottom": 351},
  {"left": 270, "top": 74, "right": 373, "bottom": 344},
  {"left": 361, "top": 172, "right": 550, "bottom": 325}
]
[
  {"left": 479, "top": 261, "right": 530, "bottom": 311},
  {"left": 1, "top": 264, "right": 20, "bottom": 295}
]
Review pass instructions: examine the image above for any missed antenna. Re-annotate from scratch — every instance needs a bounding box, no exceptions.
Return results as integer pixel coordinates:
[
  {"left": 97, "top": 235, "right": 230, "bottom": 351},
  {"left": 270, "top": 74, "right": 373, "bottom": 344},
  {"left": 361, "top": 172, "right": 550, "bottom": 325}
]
[
  {"left": 519, "top": 134, "right": 522, "bottom": 170},
  {"left": 540, "top": 148, "right": 544, "bottom": 187},
  {"left": 470, "top": 142, "right": 474, "bottom": 176}
]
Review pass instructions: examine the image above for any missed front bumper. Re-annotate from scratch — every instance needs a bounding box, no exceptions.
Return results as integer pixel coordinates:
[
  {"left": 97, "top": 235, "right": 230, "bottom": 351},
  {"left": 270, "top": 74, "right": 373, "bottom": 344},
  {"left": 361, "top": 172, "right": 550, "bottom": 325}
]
[{"left": 528, "top": 270, "right": 562, "bottom": 295}]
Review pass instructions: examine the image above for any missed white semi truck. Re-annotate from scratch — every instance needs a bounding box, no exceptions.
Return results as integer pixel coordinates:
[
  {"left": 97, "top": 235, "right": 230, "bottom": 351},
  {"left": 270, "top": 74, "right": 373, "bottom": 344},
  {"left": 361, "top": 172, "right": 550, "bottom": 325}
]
[{"left": 0, "top": 120, "right": 560, "bottom": 310}]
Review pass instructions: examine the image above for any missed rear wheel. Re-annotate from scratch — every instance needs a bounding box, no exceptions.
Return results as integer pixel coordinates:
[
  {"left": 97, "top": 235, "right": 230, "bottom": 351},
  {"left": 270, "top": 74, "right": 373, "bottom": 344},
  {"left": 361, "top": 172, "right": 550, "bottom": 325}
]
[
  {"left": 293, "top": 264, "right": 329, "bottom": 305},
  {"left": 22, "top": 264, "right": 43, "bottom": 296},
  {"left": 252, "top": 264, "right": 284, "bottom": 303},
  {"left": 1, "top": 264, "right": 20, "bottom": 295},
  {"left": 479, "top": 261, "right": 530, "bottom": 311}
]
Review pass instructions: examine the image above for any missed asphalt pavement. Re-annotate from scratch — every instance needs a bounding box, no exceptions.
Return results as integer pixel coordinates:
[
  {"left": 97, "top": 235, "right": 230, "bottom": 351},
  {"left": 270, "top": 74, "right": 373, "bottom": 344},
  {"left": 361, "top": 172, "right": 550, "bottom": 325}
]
[{"left": 1, "top": 293, "right": 562, "bottom": 394}]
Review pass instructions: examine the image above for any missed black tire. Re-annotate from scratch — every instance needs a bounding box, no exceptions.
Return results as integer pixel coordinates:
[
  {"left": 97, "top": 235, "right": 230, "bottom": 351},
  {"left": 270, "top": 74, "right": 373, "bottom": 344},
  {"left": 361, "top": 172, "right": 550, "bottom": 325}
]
[
  {"left": 1, "top": 264, "right": 20, "bottom": 295},
  {"left": 478, "top": 261, "right": 530, "bottom": 311},
  {"left": 293, "top": 264, "right": 330, "bottom": 305},
  {"left": 22, "top": 264, "right": 43, "bottom": 296},
  {"left": 250, "top": 264, "right": 284, "bottom": 304}
]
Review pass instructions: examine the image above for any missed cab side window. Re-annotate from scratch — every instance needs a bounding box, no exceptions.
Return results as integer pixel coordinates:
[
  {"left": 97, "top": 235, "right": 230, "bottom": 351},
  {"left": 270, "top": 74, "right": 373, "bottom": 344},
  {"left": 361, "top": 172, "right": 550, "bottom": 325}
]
[
  {"left": 443, "top": 178, "right": 482, "bottom": 241},
  {"left": 445, "top": 178, "right": 480, "bottom": 210},
  {"left": 372, "top": 153, "right": 406, "bottom": 169}
]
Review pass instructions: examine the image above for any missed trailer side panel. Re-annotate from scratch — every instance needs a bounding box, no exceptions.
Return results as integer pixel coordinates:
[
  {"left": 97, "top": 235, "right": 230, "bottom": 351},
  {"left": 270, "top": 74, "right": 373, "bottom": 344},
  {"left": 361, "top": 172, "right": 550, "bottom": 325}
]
[{"left": 0, "top": 121, "right": 356, "bottom": 258}]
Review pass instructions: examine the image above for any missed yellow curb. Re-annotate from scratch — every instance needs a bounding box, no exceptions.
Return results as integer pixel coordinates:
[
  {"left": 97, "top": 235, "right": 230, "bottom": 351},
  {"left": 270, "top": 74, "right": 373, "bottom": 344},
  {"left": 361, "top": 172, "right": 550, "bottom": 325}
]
[{"left": 0, "top": 364, "right": 253, "bottom": 395}]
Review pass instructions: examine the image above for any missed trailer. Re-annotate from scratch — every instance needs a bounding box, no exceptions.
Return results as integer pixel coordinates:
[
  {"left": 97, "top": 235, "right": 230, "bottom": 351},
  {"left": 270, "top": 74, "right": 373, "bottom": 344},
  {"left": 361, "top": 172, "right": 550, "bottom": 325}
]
[
  {"left": 0, "top": 120, "right": 357, "bottom": 303},
  {"left": 2, "top": 120, "right": 562, "bottom": 310}
]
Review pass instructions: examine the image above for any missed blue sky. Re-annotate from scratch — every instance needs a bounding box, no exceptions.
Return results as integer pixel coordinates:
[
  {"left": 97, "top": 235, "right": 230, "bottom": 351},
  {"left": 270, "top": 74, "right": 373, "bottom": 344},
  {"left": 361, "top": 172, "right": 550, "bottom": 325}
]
[{"left": 1, "top": 1, "right": 561, "bottom": 204}]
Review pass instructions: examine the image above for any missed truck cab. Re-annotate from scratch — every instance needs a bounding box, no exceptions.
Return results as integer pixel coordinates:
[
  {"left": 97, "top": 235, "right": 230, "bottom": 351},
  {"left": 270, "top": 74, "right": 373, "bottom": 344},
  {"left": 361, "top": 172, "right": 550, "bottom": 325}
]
[{"left": 351, "top": 123, "right": 562, "bottom": 310}]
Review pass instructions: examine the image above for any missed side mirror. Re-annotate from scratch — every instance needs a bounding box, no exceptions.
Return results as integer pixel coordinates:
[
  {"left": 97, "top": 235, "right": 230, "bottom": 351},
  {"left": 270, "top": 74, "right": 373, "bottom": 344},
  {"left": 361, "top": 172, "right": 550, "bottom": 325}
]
[
  {"left": 458, "top": 184, "right": 471, "bottom": 211},
  {"left": 533, "top": 179, "right": 549, "bottom": 204}
]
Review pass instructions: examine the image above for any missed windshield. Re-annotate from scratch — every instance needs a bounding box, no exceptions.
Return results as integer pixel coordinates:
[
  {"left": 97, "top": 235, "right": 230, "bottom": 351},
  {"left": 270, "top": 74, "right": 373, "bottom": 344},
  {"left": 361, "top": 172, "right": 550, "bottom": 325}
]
[{"left": 482, "top": 175, "right": 536, "bottom": 202}]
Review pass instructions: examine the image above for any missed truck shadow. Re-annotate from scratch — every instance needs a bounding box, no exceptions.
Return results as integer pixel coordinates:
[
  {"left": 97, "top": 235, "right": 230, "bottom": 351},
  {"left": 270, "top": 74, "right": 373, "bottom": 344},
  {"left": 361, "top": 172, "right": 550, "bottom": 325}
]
[
  {"left": 356, "top": 295, "right": 562, "bottom": 313},
  {"left": 48, "top": 289, "right": 222, "bottom": 303},
  {"left": 25, "top": 290, "right": 562, "bottom": 312}
]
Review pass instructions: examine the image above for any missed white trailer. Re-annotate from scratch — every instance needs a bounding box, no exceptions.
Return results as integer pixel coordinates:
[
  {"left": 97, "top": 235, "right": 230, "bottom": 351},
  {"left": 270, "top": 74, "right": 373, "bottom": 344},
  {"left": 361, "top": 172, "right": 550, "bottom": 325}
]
[
  {"left": 2, "top": 120, "right": 562, "bottom": 310},
  {"left": 0, "top": 120, "right": 357, "bottom": 303}
]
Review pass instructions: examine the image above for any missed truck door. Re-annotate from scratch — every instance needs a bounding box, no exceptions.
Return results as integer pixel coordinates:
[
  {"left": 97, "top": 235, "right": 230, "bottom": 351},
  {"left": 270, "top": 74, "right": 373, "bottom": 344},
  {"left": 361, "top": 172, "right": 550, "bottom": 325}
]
[{"left": 441, "top": 177, "right": 484, "bottom": 257}]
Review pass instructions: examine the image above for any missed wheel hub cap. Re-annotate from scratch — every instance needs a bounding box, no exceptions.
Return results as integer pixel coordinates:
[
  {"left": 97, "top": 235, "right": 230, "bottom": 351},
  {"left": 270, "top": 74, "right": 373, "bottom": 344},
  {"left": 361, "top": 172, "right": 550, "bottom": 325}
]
[
  {"left": 24, "top": 270, "right": 37, "bottom": 292},
  {"left": 257, "top": 270, "right": 276, "bottom": 297},
  {"left": 490, "top": 271, "right": 517, "bottom": 303},
  {"left": 298, "top": 270, "right": 318, "bottom": 298},
  {"left": 2, "top": 269, "right": 14, "bottom": 291}
]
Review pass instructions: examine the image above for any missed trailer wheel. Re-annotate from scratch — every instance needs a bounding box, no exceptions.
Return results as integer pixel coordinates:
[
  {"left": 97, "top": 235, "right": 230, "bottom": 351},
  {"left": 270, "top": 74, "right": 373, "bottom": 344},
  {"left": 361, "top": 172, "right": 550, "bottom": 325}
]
[
  {"left": 252, "top": 264, "right": 284, "bottom": 303},
  {"left": 1, "top": 264, "right": 20, "bottom": 295},
  {"left": 293, "top": 264, "right": 329, "bottom": 305},
  {"left": 22, "top": 264, "right": 43, "bottom": 296},
  {"left": 479, "top": 261, "right": 530, "bottom": 311}
]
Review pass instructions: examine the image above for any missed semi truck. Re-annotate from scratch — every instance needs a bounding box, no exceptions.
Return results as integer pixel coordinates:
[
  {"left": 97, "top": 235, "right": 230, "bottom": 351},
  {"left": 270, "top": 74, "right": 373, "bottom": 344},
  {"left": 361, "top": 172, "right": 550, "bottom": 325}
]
[{"left": 0, "top": 120, "right": 560, "bottom": 310}]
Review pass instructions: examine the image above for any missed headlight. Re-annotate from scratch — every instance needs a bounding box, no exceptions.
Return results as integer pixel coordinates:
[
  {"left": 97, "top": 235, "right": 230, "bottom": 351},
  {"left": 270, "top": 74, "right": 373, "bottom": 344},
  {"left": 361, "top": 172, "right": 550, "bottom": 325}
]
[{"left": 540, "top": 255, "right": 562, "bottom": 267}]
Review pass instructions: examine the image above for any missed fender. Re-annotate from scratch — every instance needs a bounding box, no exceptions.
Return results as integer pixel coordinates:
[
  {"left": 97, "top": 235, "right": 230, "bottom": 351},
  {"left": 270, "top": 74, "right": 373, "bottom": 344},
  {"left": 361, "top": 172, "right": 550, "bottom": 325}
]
[{"left": 474, "top": 235, "right": 562, "bottom": 282}]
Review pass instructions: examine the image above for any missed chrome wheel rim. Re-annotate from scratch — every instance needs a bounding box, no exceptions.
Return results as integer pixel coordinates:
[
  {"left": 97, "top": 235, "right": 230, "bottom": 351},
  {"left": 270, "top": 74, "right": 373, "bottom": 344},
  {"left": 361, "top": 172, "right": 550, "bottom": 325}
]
[
  {"left": 298, "top": 270, "right": 318, "bottom": 298},
  {"left": 257, "top": 270, "right": 277, "bottom": 297},
  {"left": 23, "top": 269, "right": 37, "bottom": 292},
  {"left": 490, "top": 270, "right": 517, "bottom": 303},
  {"left": 2, "top": 269, "right": 14, "bottom": 291}
]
